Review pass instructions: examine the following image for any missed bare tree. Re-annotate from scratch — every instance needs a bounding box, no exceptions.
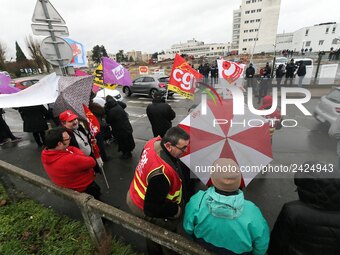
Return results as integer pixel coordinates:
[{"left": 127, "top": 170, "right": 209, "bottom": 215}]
[
  {"left": 0, "top": 41, "right": 7, "bottom": 70},
  {"left": 26, "top": 35, "right": 45, "bottom": 72}
]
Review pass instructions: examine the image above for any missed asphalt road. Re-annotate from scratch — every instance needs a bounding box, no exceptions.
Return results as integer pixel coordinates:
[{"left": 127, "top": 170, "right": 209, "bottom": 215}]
[{"left": 0, "top": 88, "right": 337, "bottom": 253}]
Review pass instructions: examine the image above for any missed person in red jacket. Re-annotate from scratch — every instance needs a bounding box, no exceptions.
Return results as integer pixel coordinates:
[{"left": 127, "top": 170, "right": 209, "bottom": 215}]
[{"left": 41, "top": 127, "right": 101, "bottom": 200}]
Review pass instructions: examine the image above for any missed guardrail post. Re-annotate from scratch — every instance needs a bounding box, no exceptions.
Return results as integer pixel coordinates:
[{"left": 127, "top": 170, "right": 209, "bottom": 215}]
[
  {"left": 75, "top": 195, "right": 110, "bottom": 254},
  {"left": 0, "top": 172, "right": 20, "bottom": 201}
]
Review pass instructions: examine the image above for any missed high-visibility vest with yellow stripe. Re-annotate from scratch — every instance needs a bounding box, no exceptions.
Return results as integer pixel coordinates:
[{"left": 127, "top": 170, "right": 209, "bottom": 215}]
[{"left": 129, "top": 137, "right": 182, "bottom": 210}]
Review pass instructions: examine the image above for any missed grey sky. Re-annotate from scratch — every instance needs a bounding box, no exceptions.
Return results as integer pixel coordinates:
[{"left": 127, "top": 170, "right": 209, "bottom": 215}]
[{"left": 1, "top": 0, "right": 339, "bottom": 60}]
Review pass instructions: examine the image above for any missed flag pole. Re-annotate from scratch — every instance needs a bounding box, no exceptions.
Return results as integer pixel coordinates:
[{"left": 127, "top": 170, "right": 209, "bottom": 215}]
[{"left": 98, "top": 161, "right": 110, "bottom": 189}]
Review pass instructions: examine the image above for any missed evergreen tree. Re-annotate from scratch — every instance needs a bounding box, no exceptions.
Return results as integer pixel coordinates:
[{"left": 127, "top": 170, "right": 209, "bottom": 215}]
[
  {"left": 15, "top": 41, "right": 27, "bottom": 62},
  {"left": 116, "top": 50, "right": 125, "bottom": 63},
  {"left": 92, "top": 45, "right": 109, "bottom": 64},
  {"left": 129, "top": 56, "right": 134, "bottom": 62},
  {"left": 92, "top": 45, "right": 101, "bottom": 64},
  {"left": 100, "top": 45, "right": 108, "bottom": 57}
]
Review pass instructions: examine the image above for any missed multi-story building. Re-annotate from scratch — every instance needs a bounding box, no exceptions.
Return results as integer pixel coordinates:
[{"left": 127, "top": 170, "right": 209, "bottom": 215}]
[
  {"left": 275, "top": 22, "right": 340, "bottom": 52},
  {"left": 232, "top": 0, "right": 281, "bottom": 54},
  {"left": 127, "top": 50, "right": 142, "bottom": 62},
  {"left": 157, "top": 39, "right": 231, "bottom": 61}
]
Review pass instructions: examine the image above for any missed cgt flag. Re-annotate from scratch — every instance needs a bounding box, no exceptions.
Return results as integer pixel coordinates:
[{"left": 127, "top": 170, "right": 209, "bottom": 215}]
[
  {"left": 102, "top": 57, "right": 132, "bottom": 86},
  {"left": 217, "top": 60, "right": 246, "bottom": 84},
  {"left": 83, "top": 104, "right": 101, "bottom": 158},
  {"left": 168, "top": 54, "right": 203, "bottom": 99}
]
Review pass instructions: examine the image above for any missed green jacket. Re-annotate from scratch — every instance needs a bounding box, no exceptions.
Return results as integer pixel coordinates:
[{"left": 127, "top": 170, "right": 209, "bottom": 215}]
[{"left": 183, "top": 187, "right": 269, "bottom": 255}]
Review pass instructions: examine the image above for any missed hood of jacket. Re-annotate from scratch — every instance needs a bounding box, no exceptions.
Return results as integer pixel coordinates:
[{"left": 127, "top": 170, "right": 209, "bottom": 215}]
[
  {"left": 41, "top": 149, "right": 69, "bottom": 165},
  {"left": 206, "top": 187, "right": 244, "bottom": 219},
  {"left": 294, "top": 170, "right": 340, "bottom": 211}
]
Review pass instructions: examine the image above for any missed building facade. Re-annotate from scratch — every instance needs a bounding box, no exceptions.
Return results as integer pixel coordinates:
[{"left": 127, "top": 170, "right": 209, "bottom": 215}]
[
  {"left": 232, "top": 0, "right": 281, "bottom": 54},
  {"left": 157, "top": 39, "right": 231, "bottom": 61},
  {"left": 127, "top": 50, "right": 142, "bottom": 62},
  {"left": 275, "top": 22, "right": 340, "bottom": 52}
]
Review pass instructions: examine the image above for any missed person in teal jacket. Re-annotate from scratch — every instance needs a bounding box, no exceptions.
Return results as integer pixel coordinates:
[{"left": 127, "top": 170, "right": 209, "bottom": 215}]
[{"left": 183, "top": 158, "right": 269, "bottom": 255}]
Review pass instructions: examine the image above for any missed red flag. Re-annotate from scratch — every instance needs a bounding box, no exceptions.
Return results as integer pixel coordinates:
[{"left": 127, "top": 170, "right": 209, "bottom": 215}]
[
  {"left": 83, "top": 104, "right": 101, "bottom": 158},
  {"left": 168, "top": 54, "right": 203, "bottom": 99}
]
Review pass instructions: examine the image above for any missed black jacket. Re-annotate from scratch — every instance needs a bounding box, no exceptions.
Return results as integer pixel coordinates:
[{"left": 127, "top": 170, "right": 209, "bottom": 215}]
[
  {"left": 268, "top": 172, "right": 340, "bottom": 255},
  {"left": 146, "top": 99, "right": 176, "bottom": 137},
  {"left": 18, "top": 105, "right": 49, "bottom": 133},
  {"left": 105, "top": 99, "right": 135, "bottom": 153},
  {"left": 246, "top": 66, "right": 255, "bottom": 78}
]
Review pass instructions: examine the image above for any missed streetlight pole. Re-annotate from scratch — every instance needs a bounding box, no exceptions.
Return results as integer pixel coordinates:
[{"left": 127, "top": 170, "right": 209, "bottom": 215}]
[{"left": 271, "top": 43, "right": 276, "bottom": 78}]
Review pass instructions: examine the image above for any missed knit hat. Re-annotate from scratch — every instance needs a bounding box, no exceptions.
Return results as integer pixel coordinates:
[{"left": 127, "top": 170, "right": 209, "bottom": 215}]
[
  {"left": 153, "top": 91, "right": 163, "bottom": 100},
  {"left": 59, "top": 110, "right": 78, "bottom": 122},
  {"left": 211, "top": 158, "right": 242, "bottom": 192}
]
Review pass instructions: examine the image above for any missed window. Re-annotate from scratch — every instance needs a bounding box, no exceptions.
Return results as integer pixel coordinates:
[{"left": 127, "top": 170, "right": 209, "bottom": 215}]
[
  {"left": 134, "top": 77, "right": 144, "bottom": 83},
  {"left": 256, "top": 19, "right": 261, "bottom": 22},
  {"left": 251, "top": 10, "right": 255, "bottom": 13},
  {"left": 243, "top": 39, "right": 248, "bottom": 42},
  {"left": 319, "top": 40, "right": 324, "bottom": 45},
  {"left": 250, "top": 20, "right": 254, "bottom": 23},
  {"left": 245, "top": 20, "right": 249, "bottom": 24},
  {"left": 332, "top": 27, "right": 336, "bottom": 33},
  {"left": 249, "top": 38, "right": 253, "bottom": 41},
  {"left": 252, "top": 0, "right": 256, "bottom": 3},
  {"left": 249, "top": 29, "right": 254, "bottom": 32},
  {"left": 143, "top": 77, "right": 155, "bottom": 82},
  {"left": 245, "top": 10, "right": 250, "bottom": 14},
  {"left": 332, "top": 38, "right": 339, "bottom": 44},
  {"left": 255, "top": 29, "right": 259, "bottom": 32},
  {"left": 305, "top": 29, "right": 309, "bottom": 36},
  {"left": 244, "top": 30, "right": 248, "bottom": 33},
  {"left": 257, "top": 9, "right": 262, "bottom": 12},
  {"left": 305, "top": 41, "right": 311, "bottom": 47},
  {"left": 242, "top": 48, "right": 247, "bottom": 51},
  {"left": 255, "top": 38, "right": 258, "bottom": 41},
  {"left": 326, "top": 27, "right": 329, "bottom": 34},
  {"left": 246, "top": 0, "right": 250, "bottom": 3}
]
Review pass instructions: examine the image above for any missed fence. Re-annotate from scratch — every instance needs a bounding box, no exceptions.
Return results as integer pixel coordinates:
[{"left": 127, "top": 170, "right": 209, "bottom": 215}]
[{"left": 0, "top": 160, "right": 213, "bottom": 255}]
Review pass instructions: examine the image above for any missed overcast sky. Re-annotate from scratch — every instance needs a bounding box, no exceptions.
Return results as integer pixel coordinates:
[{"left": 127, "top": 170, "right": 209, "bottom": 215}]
[{"left": 1, "top": 0, "right": 339, "bottom": 60}]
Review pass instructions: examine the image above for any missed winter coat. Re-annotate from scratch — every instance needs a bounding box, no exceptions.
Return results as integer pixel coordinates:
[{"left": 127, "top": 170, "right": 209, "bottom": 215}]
[
  {"left": 246, "top": 66, "right": 255, "bottom": 78},
  {"left": 41, "top": 146, "right": 96, "bottom": 192},
  {"left": 297, "top": 64, "right": 307, "bottom": 77},
  {"left": 18, "top": 105, "right": 49, "bottom": 133},
  {"left": 275, "top": 67, "right": 285, "bottom": 78},
  {"left": 183, "top": 187, "right": 269, "bottom": 255},
  {"left": 146, "top": 99, "right": 176, "bottom": 137},
  {"left": 105, "top": 99, "right": 135, "bottom": 153},
  {"left": 268, "top": 172, "right": 340, "bottom": 255},
  {"left": 285, "top": 63, "right": 296, "bottom": 77}
]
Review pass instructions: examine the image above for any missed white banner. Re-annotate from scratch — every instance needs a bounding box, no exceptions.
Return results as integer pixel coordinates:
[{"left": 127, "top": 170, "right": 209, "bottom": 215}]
[
  {"left": 0, "top": 73, "right": 60, "bottom": 108},
  {"left": 319, "top": 64, "right": 339, "bottom": 85}
]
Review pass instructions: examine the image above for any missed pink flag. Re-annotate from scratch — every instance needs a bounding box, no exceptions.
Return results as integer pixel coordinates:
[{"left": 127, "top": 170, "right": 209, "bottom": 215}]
[{"left": 102, "top": 57, "right": 132, "bottom": 86}]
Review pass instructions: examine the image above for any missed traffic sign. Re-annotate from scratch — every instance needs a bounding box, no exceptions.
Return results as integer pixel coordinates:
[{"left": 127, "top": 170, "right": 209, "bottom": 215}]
[
  {"left": 31, "top": 24, "right": 69, "bottom": 36},
  {"left": 40, "top": 36, "right": 73, "bottom": 67},
  {"left": 32, "top": 0, "right": 66, "bottom": 24}
]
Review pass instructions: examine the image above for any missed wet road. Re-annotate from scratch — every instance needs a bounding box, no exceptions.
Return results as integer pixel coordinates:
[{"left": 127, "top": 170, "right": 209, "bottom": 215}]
[{"left": 0, "top": 89, "right": 337, "bottom": 253}]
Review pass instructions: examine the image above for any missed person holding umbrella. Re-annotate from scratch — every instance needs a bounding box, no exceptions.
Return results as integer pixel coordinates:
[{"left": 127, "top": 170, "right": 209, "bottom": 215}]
[
  {"left": 59, "top": 109, "right": 101, "bottom": 173},
  {"left": 183, "top": 158, "right": 269, "bottom": 255}
]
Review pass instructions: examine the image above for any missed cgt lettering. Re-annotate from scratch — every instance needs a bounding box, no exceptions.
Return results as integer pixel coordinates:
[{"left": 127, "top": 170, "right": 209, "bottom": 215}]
[{"left": 173, "top": 69, "right": 194, "bottom": 90}]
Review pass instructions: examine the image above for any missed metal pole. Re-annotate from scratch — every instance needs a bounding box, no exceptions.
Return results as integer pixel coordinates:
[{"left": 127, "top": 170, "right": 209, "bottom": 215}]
[
  {"left": 40, "top": 0, "right": 67, "bottom": 76},
  {"left": 314, "top": 52, "right": 323, "bottom": 84}
]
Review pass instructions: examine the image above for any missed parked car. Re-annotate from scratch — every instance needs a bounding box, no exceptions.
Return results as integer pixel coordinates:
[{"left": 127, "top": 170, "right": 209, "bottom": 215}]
[
  {"left": 14, "top": 79, "right": 40, "bottom": 90},
  {"left": 122, "top": 75, "right": 174, "bottom": 98},
  {"left": 314, "top": 87, "right": 340, "bottom": 125},
  {"left": 93, "top": 88, "right": 123, "bottom": 107}
]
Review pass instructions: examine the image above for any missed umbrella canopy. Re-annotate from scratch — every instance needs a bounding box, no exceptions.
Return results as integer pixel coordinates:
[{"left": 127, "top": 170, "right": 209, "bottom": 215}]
[
  {"left": 53, "top": 75, "right": 94, "bottom": 120},
  {"left": 179, "top": 99, "right": 273, "bottom": 186},
  {"left": 0, "top": 73, "right": 19, "bottom": 94}
]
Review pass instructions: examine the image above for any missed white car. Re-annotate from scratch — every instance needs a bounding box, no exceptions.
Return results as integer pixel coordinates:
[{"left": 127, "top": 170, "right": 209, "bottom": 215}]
[
  {"left": 314, "top": 87, "right": 340, "bottom": 125},
  {"left": 93, "top": 88, "right": 123, "bottom": 107}
]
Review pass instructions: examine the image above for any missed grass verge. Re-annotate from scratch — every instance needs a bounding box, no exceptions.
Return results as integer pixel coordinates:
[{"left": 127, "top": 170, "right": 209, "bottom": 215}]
[{"left": 0, "top": 184, "right": 142, "bottom": 255}]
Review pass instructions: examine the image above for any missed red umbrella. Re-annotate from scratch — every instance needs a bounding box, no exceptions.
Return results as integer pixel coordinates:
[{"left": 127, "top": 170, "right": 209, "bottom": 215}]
[{"left": 179, "top": 99, "right": 273, "bottom": 187}]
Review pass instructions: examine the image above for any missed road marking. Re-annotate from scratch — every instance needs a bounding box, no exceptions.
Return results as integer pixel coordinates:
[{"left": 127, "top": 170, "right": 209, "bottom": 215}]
[{"left": 136, "top": 97, "right": 180, "bottom": 102}]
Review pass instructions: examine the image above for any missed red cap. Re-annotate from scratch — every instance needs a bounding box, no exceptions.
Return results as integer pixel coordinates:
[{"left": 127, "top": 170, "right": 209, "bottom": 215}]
[{"left": 59, "top": 110, "right": 78, "bottom": 122}]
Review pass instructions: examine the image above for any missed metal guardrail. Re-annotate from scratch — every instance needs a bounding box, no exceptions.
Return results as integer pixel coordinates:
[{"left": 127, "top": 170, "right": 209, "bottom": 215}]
[{"left": 0, "top": 160, "right": 213, "bottom": 255}]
